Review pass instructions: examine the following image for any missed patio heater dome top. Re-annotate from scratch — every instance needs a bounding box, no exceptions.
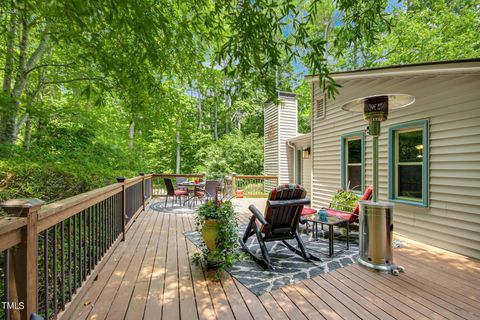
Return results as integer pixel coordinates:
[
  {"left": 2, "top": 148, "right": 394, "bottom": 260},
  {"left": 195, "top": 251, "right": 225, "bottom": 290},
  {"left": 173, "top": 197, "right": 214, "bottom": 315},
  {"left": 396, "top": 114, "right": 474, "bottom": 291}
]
[{"left": 341, "top": 94, "right": 415, "bottom": 123}]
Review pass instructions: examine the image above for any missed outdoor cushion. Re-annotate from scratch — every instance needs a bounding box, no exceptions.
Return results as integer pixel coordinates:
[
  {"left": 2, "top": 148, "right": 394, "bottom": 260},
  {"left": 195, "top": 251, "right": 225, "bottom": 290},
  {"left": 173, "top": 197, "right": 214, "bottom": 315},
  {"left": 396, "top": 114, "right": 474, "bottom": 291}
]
[
  {"left": 352, "top": 186, "right": 373, "bottom": 215},
  {"left": 323, "top": 208, "right": 356, "bottom": 223},
  {"left": 174, "top": 190, "right": 188, "bottom": 196},
  {"left": 301, "top": 207, "right": 317, "bottom": 216},
  {"left": 195, "top": 191, "right": 205, "bottom": 197}
]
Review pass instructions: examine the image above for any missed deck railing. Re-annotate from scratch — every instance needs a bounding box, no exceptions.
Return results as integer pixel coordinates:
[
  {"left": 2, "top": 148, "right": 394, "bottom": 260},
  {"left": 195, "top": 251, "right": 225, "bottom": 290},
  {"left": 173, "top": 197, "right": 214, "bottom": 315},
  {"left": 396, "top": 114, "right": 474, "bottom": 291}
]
[
  {"left": 151, "top": 173, "right": 206, "bottom": 196},
  {"left": 232, "top": 174, "right": 279, "bottom": 198},
  {"left": 150, "top": 173, "right": 279, "bottom": 199},
  {"left": 0, "top": 174, "right": 153, "bottom": 320}
]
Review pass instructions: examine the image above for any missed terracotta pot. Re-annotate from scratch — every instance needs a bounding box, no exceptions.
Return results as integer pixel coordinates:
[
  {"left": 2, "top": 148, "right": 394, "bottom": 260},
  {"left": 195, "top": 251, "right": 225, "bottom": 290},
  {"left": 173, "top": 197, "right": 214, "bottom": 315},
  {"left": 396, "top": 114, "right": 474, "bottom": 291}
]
[{"left": 202, "top": 219, "right": 220, "bottom": 250}]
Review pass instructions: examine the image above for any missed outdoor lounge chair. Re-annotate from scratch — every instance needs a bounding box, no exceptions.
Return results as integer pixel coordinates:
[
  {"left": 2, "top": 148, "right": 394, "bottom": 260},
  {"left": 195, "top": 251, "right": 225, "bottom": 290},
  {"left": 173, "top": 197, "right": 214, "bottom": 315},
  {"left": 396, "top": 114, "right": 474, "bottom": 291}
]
[
  {"left": 240, "top": 184, "right": 320, "bottom": 269},
  {"left": 320, "top": 186, "right": 373, "bottom": 223}
]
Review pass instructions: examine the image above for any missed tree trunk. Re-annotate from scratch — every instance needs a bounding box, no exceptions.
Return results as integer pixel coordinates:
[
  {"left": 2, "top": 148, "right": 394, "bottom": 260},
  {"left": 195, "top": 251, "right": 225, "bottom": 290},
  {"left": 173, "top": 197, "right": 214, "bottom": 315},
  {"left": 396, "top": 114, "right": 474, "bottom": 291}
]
[
  {"left": 197, "top": 97, "right": 203, "bottom": 129},
  {"left": 0, "top": 13, "right": 50, "bottom": 144},
  {"left": 2, "top": 7, "right": 17, "bottom": 94},
  {"left": 214, "top": 98, "right": 218, "bottom": 141},
  {"left": 23, "top": 116, "right": 32, "bottom": 150},
  {"left": 176, "top": 119, "right": 181, "bottom": 174},
  {"left": 128, "top": 119, "right": 135, "bottom": 149}
]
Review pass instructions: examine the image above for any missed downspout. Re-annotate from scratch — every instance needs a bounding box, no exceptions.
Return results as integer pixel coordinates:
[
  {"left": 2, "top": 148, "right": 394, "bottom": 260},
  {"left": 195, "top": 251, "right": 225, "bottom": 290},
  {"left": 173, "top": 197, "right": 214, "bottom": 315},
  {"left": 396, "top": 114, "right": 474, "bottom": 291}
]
[{"left": 287, "top": 141, "right": 296, "bottom": 184}]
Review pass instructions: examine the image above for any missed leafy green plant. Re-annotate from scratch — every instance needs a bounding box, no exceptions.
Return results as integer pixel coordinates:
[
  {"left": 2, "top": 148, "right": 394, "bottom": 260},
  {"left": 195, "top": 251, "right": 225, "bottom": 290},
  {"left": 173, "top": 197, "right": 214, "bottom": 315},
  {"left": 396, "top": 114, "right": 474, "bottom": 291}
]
[
  {"left": 330, "top": 189, "right": 359, "bottom": 212},
  {"left": 193, "top": 200, "right": 239, "bottom": 279}
]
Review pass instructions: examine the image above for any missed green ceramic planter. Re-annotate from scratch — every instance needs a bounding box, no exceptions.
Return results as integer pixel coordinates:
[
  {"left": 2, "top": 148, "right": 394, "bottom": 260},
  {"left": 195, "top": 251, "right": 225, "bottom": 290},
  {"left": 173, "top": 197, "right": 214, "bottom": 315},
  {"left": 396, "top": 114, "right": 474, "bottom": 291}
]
[{"left": 202, "top": 219, "right": 220, "bottom": 250}]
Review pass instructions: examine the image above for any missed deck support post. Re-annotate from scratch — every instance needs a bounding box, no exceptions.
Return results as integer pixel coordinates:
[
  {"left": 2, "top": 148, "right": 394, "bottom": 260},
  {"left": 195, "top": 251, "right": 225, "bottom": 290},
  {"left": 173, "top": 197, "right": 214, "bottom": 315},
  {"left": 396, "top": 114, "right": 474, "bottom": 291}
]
[
  {"left": 139, "top": 172, "right": 145, "bottom": 211},
  {"left": 116, "top": 177, "right": 126, "bottom": 241},
  {"left": 231, "top": 172, "right": 237, "bottom": 198},
  {"left": 0, "top": 198, "right": 44, "bottom": 320}
]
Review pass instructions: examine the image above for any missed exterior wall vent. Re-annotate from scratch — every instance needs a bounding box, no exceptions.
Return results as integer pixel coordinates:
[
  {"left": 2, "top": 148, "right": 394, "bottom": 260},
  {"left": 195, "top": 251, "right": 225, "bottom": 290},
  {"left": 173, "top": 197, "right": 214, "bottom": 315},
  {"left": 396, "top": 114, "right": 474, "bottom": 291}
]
[{"left": 315, "top": 95, "right": 326, "bottom": 120}]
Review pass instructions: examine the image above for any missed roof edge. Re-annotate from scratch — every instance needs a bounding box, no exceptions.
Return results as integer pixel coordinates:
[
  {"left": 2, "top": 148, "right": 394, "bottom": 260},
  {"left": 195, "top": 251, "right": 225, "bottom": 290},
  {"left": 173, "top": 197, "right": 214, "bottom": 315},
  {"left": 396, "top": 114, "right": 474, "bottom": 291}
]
[{"left": 305, "top": 58, "right": 480, "bottom": 81}]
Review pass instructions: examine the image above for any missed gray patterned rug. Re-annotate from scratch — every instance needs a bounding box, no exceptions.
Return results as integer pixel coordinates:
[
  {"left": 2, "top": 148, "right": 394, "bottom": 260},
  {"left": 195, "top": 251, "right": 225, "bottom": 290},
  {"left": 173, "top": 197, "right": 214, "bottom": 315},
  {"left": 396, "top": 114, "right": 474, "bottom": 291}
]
[{"left": 185, "top": 225, "right": 358, "bottom": 296}]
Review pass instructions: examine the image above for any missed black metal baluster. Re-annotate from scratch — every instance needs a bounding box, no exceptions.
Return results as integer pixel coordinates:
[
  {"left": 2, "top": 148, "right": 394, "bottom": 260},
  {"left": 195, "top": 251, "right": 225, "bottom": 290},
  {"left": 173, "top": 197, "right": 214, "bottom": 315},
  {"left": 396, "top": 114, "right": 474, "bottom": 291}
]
[
  {"left": 103, "top": 200, "right": 107, "bottom": 253},
  {"left": 109, "top": 196, "right": 113, "bottom": 245},
  {"left": 53, "top": 225, "right": 58, "bottom": 319},
  {"left": 79, "top": 211, "right": 83, "bottom": 285},
  {"left": 89, "top": 206, "right": 93, "bottom": 272},
  {"left": 92, "top": 205, "right": 98, "bottom": 266},
  {"left": 95, "top": 203, "right": 100, "bottom": 262},
  {"left": 5, "top": 249, "right": 10, "bottom": 320},
  {"left": 73, "top": 215, "right": 77, "bottom": 293},
  {"left": 68, "top": 217, "right": 72, "bottom": 301},
  {"left": 61, "top": 221, "right": 65, "bottom": 311},
  {"left": 44, "top": 229, "right": 49, "bottom": 319},
  {"left": 83, "top": 209, "right": 87, "bottom": 280}
]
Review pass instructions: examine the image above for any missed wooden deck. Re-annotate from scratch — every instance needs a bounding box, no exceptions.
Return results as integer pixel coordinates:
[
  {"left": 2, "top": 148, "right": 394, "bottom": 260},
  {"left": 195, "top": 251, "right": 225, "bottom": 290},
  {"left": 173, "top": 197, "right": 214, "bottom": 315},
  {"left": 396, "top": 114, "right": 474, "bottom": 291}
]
[{"left": 68, "top": 198, "right": 480, "bottom": 320}]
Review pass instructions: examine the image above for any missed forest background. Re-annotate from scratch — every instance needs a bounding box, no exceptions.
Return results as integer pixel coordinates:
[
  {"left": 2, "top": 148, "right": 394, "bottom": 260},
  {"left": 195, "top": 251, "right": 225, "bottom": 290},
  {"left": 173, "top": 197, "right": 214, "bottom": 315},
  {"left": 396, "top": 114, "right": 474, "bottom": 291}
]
[{"left": 0, "top": 0, "right": 478, "bottom": 202}]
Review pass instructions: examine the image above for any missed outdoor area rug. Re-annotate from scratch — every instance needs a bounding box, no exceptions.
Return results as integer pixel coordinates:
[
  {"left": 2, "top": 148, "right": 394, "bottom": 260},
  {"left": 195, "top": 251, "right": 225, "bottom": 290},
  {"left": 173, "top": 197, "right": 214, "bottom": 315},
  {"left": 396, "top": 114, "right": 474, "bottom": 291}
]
[
  {"left": 184, "top": 224, "right": 359, "bottom": 296},
  {"left": 150, "top": 201, "right": 197, "bottom": 214}
]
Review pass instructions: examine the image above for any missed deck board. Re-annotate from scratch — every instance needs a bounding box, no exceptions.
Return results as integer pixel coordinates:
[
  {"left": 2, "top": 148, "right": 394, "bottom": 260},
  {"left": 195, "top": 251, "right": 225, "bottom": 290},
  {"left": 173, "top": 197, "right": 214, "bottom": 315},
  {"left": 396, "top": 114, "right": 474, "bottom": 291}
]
[{"left": 68, "top": 198, "right": 480, "bottom": 320}]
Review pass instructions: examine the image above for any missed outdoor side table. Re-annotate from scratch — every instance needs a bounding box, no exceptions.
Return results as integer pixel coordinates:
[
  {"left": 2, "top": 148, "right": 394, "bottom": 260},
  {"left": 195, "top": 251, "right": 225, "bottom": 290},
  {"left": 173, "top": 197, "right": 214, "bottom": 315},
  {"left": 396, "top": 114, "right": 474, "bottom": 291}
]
[{"left": 302, "top": 214, "right": 350, "bottom": 257}]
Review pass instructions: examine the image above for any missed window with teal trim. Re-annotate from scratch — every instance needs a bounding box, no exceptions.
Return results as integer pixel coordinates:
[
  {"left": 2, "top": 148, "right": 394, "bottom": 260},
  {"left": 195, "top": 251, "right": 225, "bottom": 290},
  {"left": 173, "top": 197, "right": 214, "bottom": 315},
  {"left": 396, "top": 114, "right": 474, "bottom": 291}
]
[
  {"left": 341, "top": 132, "right": 365, "bottom": 193},
  {"left": 389, "top": 120, "right": 429, "bottom": 207}
]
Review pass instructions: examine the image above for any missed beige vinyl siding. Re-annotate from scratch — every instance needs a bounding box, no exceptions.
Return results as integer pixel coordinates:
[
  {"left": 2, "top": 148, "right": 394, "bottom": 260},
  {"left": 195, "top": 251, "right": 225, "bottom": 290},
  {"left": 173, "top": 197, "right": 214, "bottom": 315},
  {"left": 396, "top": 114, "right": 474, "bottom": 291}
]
[
  {"left": 278, "top": 94, "right": 298, "bottom": 184},
  {"left": 311, "top": 71, "right": 480, "bottom": 259},
  {"left": 264, "top": 100, "right": 278, "bottom": 191},
  {"left": 287, "top": 135, "right": 312, "bottom": 196}
]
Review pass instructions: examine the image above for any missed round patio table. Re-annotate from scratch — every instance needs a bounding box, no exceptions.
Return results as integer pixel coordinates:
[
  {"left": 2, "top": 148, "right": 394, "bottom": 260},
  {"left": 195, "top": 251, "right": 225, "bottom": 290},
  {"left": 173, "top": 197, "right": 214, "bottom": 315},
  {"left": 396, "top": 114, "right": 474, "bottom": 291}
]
[{"left": 178, "top": 181, "right": 205, "bottom": 207}]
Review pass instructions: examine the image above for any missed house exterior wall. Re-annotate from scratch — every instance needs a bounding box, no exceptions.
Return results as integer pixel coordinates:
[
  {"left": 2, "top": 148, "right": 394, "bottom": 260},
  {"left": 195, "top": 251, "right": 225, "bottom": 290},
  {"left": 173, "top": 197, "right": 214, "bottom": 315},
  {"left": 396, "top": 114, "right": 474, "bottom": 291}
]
[
  {"left": 264, "top": 92, "right": 298, "bottom": 189},
  {"left": 310, "top": 69, "right": 480, "bottom": 259},
  {"left": 278, "top": 93, "right": 298, "bottom": 184},
  {"left": 287, "top": 135, "right": 312, "bottom": 196}
]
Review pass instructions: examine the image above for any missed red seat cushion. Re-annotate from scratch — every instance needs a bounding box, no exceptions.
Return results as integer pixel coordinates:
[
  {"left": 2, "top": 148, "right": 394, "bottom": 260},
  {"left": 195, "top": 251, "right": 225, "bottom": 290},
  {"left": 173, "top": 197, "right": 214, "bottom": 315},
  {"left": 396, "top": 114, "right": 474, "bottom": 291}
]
[
  {"left": 301, "top": 208, "right": 317, "bottom": 216},
  {"left": 324, "top": 208, "right": 356, "bottom": 223},
  {"left": 195, "top": 191, "right": 205, "bottom": 197},
  {"left": 175, "top": 190, "right": 188, "bottom": 196},
  {"left": 352, "top": 186, "right": 373, "bottom": 215}
]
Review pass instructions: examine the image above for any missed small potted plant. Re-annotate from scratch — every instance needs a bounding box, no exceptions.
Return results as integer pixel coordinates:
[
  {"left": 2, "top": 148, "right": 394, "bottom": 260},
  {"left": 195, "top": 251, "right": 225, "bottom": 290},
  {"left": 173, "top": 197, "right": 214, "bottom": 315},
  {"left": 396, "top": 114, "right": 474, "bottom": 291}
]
[{"left": 193, "top": 199, "right": 238, "bottom": 279}]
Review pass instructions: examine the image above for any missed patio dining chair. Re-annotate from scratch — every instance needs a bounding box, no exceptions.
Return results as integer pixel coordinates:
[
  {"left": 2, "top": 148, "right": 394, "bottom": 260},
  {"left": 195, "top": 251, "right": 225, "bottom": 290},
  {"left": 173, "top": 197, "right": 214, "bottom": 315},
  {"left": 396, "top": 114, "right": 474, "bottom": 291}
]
[
  {"left": 176, "top": 176, "right": 188, "bottom": 191},
  {"left": 240, "top": 184, "right": 320, "bottom": 269},
  {"left": 196, "top": 180, "right": 218, "bottom": 203},
  {"left": 164, "top": 178, "right": 188, "bottom": 207}
]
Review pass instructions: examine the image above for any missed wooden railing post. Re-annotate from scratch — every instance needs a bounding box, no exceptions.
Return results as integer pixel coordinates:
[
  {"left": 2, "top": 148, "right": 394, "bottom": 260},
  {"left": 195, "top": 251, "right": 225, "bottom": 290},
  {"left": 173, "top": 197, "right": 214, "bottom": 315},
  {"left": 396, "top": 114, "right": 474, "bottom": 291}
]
[
  {"left": 231, "top": 172, "right": 237, "bottom": 198},
  {"left": 116, "top": 177, "right": 126, "bottom": 241},
  {"left": 0, "top": 198, "right": 44, "bottom": 320},
  {"left": 139, "top": 172, "right": 145, "bottom": 210}
]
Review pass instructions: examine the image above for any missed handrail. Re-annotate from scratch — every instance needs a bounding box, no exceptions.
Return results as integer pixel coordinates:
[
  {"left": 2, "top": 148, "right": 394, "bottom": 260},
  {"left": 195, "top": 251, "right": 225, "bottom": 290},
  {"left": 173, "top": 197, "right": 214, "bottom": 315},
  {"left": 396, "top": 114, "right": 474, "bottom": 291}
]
[
  {"left": 153, "top": 173, "right": 205, "bottom": 178},
  {"left": 235, "top": 175, "right": 278, "bottom": 179},
  {"left": 38, "top": 184, "right": 123, "bottom": 232},
  {"left": 0, "top": 217, "right": 26, "bottom": 252},
  {"left": 0, "top": 173, "right": 154, "bottom": 320}
]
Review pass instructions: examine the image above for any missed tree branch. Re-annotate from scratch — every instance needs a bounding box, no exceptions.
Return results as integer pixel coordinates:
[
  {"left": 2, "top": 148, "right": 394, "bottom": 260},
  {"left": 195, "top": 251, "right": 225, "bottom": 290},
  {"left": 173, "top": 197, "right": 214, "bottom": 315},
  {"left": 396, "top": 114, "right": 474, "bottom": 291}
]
[
  {"left": 43, "top": 77, "right": 104, "bottom": 85},
  {"left": 25, "top": 62, "right": 76, "bottom": 75}
]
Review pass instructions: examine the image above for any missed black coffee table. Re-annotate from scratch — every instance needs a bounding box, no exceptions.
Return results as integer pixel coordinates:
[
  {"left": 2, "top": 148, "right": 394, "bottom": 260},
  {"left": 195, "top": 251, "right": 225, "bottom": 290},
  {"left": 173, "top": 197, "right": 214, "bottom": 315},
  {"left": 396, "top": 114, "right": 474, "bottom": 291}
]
[{"left": 302, "top": 214, "right": 350, "bottom": 257}]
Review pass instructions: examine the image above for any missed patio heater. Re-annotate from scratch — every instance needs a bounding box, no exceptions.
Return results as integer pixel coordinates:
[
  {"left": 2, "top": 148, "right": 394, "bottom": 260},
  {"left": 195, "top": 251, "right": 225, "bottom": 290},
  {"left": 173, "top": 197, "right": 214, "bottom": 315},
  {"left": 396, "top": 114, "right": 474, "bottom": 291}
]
[{"left": 341, "top": 94, "right": 414, "bottom": 275}]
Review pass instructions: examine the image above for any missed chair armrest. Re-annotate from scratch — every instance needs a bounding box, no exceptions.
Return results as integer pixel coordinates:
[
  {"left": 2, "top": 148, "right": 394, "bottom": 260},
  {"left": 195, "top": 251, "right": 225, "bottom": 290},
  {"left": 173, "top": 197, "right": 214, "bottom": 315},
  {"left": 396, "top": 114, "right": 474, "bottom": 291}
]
[
  {"left": 248, "top": 205, "right": 268, "bottom": 226},
  {"left": 267, "top": 198, "right": 311, "bottom": 208}
]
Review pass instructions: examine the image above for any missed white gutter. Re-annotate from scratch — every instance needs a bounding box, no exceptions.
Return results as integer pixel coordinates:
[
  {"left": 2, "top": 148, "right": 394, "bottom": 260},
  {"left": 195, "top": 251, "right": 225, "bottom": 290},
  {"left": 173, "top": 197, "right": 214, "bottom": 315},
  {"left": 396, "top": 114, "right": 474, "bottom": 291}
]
[{"left": 306, "top": 67, "right": 480, "bottom": 82}]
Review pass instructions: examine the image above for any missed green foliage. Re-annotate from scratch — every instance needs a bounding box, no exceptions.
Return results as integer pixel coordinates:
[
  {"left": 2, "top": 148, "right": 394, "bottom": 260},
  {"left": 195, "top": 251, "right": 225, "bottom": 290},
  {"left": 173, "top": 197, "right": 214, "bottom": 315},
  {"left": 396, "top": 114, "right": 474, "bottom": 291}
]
[
  {"left": 330, "top": 190, "right": 359, "bottom": 212},
  {"left": 193, "top": 131, "right": 264, "bottom": 178},
  {"left": 193, "top": 200, "right": 239, "bottom": 279}
]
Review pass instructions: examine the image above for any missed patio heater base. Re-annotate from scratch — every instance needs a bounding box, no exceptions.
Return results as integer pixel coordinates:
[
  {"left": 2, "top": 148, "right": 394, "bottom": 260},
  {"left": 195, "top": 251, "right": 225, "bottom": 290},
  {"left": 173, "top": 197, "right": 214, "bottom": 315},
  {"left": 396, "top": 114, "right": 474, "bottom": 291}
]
[{"left": 358, "top": 201, "right": 405, "bottom": 276}]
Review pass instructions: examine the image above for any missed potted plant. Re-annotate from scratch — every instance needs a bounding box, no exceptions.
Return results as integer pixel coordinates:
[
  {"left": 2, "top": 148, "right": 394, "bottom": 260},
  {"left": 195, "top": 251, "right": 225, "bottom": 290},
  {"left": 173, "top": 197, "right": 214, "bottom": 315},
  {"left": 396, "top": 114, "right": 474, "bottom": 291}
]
[{"left": 193, "top": 199, "right": 238, "bottom": 279}]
